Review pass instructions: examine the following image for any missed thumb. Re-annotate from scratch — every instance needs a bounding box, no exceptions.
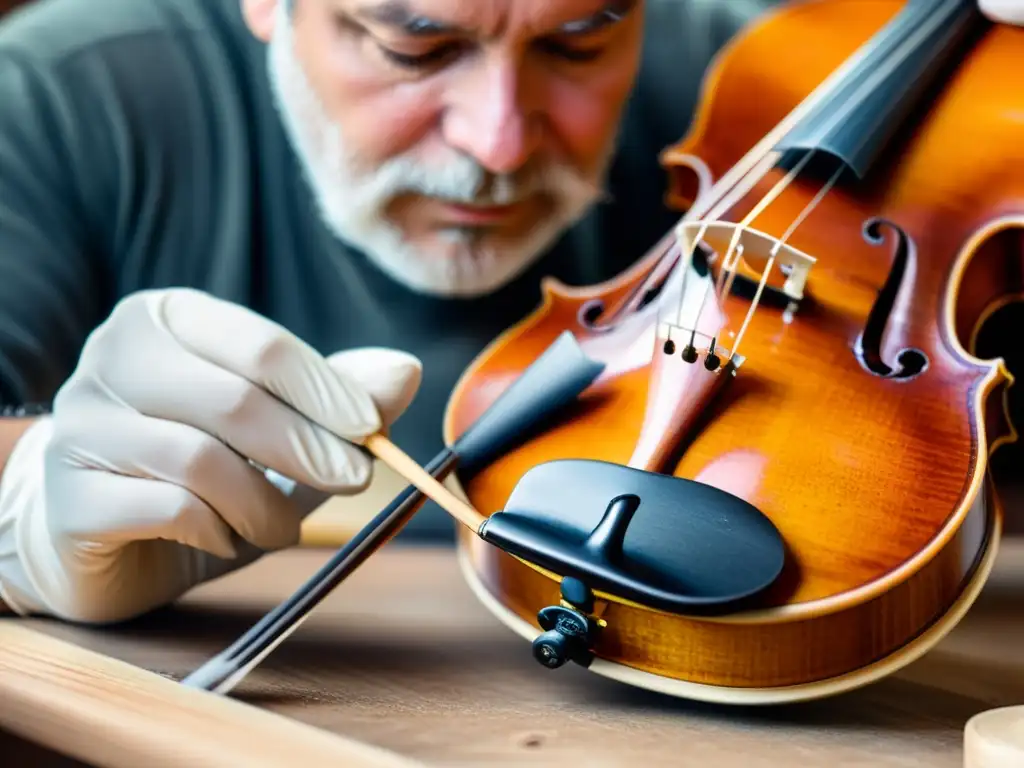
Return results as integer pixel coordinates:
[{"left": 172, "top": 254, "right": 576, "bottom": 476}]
[{"left": 325, "top": 347, "right": 422, "bottom": 430}]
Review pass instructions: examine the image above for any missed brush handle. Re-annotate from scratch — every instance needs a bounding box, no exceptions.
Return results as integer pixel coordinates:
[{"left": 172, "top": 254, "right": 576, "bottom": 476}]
[{"left": 364, "top": 434, "right": 487, "bottom": 532}]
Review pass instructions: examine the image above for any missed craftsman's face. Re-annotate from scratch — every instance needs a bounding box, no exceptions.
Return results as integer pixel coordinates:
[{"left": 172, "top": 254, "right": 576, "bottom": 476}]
[{"left": 243, "top": 0, "right": 643, "bottom": 297}]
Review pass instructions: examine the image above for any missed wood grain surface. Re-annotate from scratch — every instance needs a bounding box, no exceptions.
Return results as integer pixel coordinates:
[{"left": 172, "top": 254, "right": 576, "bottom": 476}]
[
  {"left": 3, "top": 538, "right": 1024, "bottom": 767},
  {"left": 0, "top": 624, "right": 421, "bottom": 768}
]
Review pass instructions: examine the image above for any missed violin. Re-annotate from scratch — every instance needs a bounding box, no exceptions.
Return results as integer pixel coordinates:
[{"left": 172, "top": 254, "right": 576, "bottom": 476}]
[
  {"left": 185, "top": 0, "right": 1024, "bottom": 709},
  {"left": 441, "top": 0, "right": 1024, "bottom": 704}
]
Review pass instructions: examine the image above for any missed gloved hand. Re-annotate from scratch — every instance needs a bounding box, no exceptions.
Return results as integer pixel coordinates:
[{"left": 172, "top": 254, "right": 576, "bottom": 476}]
[
  {"left": 979, "top": 0, "right": 1024, "bottom": 24},
  {"left": 0, "top": 288, "right": 421, "bottom": 624}
]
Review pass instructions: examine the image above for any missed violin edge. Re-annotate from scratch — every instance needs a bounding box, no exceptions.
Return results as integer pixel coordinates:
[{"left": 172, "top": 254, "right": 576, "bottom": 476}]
[{"left": 454, "top": 495, "right": 1001, "bottom": 703}]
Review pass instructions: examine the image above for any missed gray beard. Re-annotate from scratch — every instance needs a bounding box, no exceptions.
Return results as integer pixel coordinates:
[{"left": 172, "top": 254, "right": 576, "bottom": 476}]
[{"left": 264, "top": 7, "right": 614, "bottom": 298}]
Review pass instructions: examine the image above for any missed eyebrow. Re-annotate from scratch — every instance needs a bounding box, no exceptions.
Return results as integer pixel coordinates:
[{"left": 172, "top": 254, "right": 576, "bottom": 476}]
[
  {"left": 353, "top": 0, "right": 638, "bottom": 37},
  {"left": 559, "top": 0, "right": 637, "bottom": 34}
]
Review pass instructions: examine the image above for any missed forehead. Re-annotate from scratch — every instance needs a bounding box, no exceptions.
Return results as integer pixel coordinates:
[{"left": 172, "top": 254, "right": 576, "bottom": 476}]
[{"left": 342, "top": 0, "right": 638, "bottom": 38}]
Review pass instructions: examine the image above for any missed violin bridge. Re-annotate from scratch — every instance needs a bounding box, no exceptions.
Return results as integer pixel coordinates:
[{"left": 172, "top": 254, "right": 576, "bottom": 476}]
[{"left": 675, "top": 220, "right": 817, "bottom": 301}]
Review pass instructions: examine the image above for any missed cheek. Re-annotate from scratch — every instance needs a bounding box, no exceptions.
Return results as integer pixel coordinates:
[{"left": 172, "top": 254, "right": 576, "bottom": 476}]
[
  {"left": 331, "top": 86, "right": 443, "bottom": 163},
  {"left": 539, "top": 53, "right": 641, "bottom": 170},
  {"left": 545, "top": 79, "right": 629, "bottom": 165},
  {"left": 291, "top": 17, "right": 443, "bottom": 161}
]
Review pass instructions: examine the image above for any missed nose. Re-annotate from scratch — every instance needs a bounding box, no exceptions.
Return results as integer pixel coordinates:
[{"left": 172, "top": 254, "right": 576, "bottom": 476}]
[{"left": 442, "top": 57, "right": 540, "bottom": 175}]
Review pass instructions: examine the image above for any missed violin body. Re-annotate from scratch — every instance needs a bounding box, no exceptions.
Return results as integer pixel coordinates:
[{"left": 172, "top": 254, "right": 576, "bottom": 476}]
[{"left": 443, "top": 0, "right": 1024, "bottom": 703}]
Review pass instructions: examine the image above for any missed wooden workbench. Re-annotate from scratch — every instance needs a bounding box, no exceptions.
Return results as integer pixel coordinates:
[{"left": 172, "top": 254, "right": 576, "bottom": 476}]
[{"left": 2, "top": 535, "right": 1023, "bottom": 767}]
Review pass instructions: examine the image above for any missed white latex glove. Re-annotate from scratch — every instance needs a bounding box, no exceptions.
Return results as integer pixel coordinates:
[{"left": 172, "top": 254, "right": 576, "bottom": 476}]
[
  {"left": 0, "top": 288, "right": 421, "bottom": 624},
  {"left": 979, "top": 0, "right": 1024, "bottom": 24}
]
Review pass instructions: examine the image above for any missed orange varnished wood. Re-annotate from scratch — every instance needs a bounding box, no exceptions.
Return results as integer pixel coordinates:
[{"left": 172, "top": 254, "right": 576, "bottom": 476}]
[
  {"left": 627, "top": 348, "right": 736, "bottom": 472},
  {"left": 443, "top": 0, "right": 1024, "bottom": 693},
  {"left": 464, "top": 480, "right": 993, "bottom": 688}
]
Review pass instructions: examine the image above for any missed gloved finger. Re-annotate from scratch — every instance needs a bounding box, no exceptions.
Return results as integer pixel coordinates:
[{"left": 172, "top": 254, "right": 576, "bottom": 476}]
[
  {"left": 68, "top": 325, "right": 377, "bottom": 493},
  {"left": 156, "top": 289, "right": 386, "bottom": 442},
  {"left": 51, "top": 405, "right": 309, "bottom": 551},
  {"left": 29, "top": 466, "right": 265, "bottom": 624},
  {"left": 46, "top": 464, "right": 239, "bottom": 560},
  {"left": 324, "top": 347, "right": 422, "bottom": 429},
  {"left": 979, "top": 0, "right": 1024, "bottom": 24}
]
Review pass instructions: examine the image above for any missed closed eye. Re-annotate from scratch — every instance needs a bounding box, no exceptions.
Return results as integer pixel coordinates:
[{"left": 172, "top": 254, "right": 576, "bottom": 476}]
[
  {"left": 535, "top": 38, "right": 606, "bottom": 63},
  {"left": 375, "top": 41, "right": 463, "bottom": 68}
]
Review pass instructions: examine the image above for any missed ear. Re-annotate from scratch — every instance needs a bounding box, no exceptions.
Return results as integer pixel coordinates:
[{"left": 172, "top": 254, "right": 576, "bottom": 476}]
[{"left": 241, "top": 0, "right": 280, "bottom": 41}]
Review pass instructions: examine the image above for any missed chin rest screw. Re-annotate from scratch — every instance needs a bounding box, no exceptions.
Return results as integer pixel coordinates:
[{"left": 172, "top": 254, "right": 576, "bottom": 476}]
[{"left": 531, "top": 577, "right": 598, "bottom": 670}]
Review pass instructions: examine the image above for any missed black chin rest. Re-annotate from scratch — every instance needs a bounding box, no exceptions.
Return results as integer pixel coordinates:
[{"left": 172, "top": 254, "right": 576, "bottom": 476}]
[{"left": 479, "top": 459, "right": 785, "bottom": 615}]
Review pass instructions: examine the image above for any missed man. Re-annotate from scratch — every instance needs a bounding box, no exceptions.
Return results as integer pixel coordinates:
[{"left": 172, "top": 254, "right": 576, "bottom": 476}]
[{"left": 0, "top": 0, "right": 1014, "bottom": 627}]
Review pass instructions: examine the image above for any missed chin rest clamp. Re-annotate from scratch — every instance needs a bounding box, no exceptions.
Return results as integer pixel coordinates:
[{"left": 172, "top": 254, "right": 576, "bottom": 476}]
[
  {"left": 531, "top": 577, "right": 599, "bottom": 670},
  {"left": 490, "top": 460, "right": 787, "bottom": 671}
]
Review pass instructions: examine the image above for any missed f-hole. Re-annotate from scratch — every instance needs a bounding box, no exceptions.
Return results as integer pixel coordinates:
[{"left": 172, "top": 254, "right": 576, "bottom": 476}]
[{"left": 853, "top": 217, "right": 928, "bottom": 379}]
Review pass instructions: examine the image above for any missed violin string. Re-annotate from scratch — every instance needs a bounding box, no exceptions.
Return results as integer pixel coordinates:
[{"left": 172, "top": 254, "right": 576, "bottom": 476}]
[
  {"left": 665, "top": 151, "right": 794, "bottom": 341},
  {"left": 690, "top": 0, "right": 954, "bottom": 347},
  {"left": 660, "top": 158, "right": 774, "bottom": 337},
  {"left": 646, "top": 5, "right": 898, "bottom": 314},
  {"left": 684, "top": 267, "right": 715, "bottom": 348},
  {"left": 778, "top": 162, "right": 843, "bottom": 247},
  {"left": 712, "top": 2, "right": 960, "bottom": 358},
  {"left": 712, "top": 149, "right": 817, "bottom": 302},
  {"left": 730, "top": 248, "right": 776, "bottom": 357},
  {"left": 728, "top": 159, "right": 845, "bottom": 362},
  {"left": 655, "top": 135, "right": 829, "bottom": 329},
  {"left": 717, "top": 245, "right": 744, "bottom": 308},
  {"left": 668, "top": 148, "right": 801, "bottom": 348},
  {"left": 657, "top": 0, "right": 953, "bottom": 354},
  {"left": 716, "top": 170, "right": 812, "bottom": 305},
  {"left": 670, "top": 220, "right": 711, "bottom": 338},
  {"left": 702, "top": 153, "right": 783, "bottom": 236},
  {"left": 667, "top": 147, "right": 784, "bottom": 338}
]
